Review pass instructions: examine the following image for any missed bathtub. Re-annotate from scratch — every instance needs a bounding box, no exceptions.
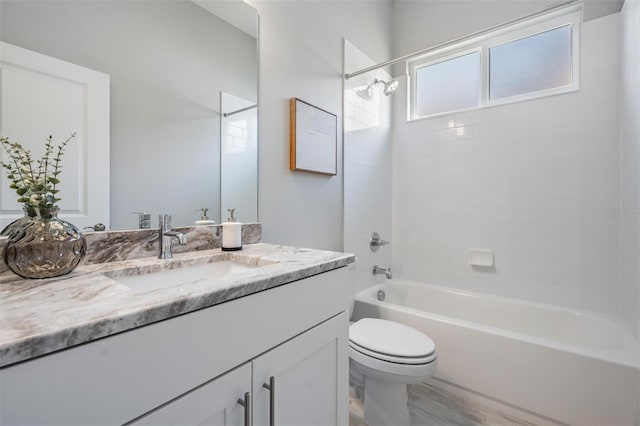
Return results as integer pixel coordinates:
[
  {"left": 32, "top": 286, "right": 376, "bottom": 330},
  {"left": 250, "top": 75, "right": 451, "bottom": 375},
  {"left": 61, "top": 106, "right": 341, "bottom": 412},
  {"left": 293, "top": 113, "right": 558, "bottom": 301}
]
[{"left": 351, "top": 281, "right": 640, "bottom": 426}]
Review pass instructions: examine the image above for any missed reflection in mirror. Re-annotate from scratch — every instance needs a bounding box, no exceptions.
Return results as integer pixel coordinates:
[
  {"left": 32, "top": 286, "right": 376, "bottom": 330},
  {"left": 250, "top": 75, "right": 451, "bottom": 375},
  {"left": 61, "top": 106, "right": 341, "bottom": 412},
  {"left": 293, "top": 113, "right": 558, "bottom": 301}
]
[
  {"left": 221, "top": 92, "right": 258, "bottom": 223},
  {"left": 0, "top": 0, "right": 258, "bottom": 230}
]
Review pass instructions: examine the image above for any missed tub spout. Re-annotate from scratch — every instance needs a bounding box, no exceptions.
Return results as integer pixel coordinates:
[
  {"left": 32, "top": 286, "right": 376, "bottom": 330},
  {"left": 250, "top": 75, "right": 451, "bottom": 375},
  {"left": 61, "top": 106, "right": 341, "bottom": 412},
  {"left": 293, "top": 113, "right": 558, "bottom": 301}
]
[{"left": 373, "top": 265, "right": 392, "bottom": 279}]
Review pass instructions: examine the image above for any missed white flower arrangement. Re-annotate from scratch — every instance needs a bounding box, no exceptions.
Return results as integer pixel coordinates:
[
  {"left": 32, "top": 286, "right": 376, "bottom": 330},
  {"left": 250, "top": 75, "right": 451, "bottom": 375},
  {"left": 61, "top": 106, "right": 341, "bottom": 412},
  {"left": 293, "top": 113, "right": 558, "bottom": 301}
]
[{"left": 0, "top": 133, "right": 75, "bottom": 211}]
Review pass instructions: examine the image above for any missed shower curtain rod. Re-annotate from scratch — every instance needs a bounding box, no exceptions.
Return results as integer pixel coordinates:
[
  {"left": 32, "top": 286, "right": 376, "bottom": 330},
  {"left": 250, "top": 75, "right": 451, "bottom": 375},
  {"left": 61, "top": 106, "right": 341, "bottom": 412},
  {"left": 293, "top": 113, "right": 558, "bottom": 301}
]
[
  {"left": 344, "top": 0, "right": 581, "bottom": 80},
  {"left": 223, "top": 104, "right": 257, "bottom": 117}
]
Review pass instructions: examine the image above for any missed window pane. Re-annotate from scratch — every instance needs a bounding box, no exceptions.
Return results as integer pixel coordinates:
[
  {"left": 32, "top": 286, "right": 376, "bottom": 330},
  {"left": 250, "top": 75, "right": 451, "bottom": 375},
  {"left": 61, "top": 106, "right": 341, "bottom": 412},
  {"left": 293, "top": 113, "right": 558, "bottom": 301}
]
[
  {"left": 415, "top": 52, "right": 480, "bottom": 117},
  {"left": 489, "top": 25, "right": 572, "bottom": 100}
]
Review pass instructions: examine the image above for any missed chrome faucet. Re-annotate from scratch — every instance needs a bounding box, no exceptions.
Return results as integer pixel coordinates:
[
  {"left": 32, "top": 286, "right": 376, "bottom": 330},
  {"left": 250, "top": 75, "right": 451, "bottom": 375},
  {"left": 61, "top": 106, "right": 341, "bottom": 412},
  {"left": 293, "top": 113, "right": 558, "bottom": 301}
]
[
  {"left": 373, "top": 265, "right": 392, "bottom": 279},
  {"left": 159, "top": 214, "right": 187, "bottom": 259}
]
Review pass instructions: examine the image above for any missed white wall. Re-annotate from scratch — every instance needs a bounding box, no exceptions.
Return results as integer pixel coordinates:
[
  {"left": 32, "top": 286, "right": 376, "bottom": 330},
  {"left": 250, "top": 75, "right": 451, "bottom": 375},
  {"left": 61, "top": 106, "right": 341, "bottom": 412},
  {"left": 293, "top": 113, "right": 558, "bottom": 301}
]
[
  {"left": 391, "top": 0, "right": 624, "bottom": 60},
  {"left": 392, "top": 13, "right": 622, "bottom": 315},
  {"left": 619, "top": 0, "right": 640, "bottom": 339},
  {"left": 392, "top": 0, "right": 556, "bottom": 58},
  {"left": 247, "top": 0, "right": 392, "bottom": 251},
  {"left": 344, "top": 41, "right": 393, "bottom": 293}
]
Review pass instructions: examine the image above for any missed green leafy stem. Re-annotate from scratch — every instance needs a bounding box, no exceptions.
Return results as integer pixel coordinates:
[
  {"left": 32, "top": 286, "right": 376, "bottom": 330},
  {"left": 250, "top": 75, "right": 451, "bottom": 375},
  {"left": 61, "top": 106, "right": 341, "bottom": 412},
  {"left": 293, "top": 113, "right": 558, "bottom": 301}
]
[{"left": 0, "top": 133, "right": 76, "bottom": 209}]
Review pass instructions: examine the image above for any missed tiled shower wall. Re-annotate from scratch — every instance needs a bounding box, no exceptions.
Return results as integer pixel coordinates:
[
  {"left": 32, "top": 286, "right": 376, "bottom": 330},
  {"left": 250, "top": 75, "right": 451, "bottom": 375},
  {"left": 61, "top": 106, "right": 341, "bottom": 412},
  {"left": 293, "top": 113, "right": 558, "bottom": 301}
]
[
  {"left": 619, "top": 0, "right": 640, "bottom": 339},
  {"left": 344, "top": 40, "right": 393, "bottom": 294},
  {"left": 391, "top": 14, "right": 623, "bottom": 316}
]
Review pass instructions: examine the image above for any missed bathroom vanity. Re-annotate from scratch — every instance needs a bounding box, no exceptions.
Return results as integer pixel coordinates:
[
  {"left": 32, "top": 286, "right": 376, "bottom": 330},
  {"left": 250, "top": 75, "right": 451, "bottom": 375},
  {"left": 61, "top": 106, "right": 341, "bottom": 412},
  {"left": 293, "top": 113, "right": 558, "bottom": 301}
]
[{"left": 0, "top": 243, "right": 355, "bottom": 425}]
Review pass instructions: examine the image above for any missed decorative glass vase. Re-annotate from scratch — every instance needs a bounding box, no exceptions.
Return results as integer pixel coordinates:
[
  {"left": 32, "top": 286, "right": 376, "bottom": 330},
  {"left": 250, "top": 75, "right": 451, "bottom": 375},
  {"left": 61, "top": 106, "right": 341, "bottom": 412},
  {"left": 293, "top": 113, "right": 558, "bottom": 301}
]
[
  {"left": 4, "top": 206, "right": 86, "bottom": 279},
  {"left": 0, "top": 206, "right": 38, "bottom": 237}
]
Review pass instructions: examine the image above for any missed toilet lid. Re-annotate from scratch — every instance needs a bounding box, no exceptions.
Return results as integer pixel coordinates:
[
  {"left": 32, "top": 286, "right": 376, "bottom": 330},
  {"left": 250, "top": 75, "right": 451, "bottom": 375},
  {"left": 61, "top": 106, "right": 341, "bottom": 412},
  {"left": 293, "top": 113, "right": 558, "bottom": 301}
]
[{"left": 349, "top": 318, "right": 435, "bottom": 358}]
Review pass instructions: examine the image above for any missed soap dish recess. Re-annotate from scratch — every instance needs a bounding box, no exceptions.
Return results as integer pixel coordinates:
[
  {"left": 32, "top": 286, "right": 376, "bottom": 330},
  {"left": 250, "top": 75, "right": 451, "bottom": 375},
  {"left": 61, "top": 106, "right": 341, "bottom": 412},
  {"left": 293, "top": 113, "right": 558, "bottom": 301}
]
[{"left": 469, "top": 249, "right": 494, "bottom": 267}]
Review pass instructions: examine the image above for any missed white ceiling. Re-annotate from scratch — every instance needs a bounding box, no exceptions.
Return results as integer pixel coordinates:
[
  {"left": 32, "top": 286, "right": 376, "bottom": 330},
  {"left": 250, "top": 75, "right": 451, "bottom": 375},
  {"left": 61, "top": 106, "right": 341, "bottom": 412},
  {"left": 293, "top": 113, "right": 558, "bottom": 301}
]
[
  {"left": 582, "top": 0, "right": 624, "bottom": 20},
  {"left": 192, "top": 0, "right": 258, "bottom": 39}
]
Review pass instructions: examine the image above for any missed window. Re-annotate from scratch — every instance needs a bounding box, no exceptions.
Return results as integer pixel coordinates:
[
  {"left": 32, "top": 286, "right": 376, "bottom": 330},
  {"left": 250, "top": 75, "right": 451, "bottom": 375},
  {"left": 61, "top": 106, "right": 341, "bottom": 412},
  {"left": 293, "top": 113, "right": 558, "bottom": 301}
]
[
  {"left": 489, "top": 25, "right": 572, "bottom": 100},
  {"left": 408, "top": 5, "right": 581, "bottom": 120},
  {"left": 415, "top": 51, "right": 481, "bottom": 117}
]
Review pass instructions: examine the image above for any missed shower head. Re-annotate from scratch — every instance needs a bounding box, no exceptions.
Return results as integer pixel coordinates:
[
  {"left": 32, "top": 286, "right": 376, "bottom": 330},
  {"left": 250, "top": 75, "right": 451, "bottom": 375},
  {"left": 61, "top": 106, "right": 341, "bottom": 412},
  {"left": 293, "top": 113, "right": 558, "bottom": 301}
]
[
  {"left": 382, "top": 79, "right": 398, "bottom": 95},
  {"left": 355, "top": 78, "right": 398, "bottom": 100},
  {"left": 355, "top": 85, "right": 374, "bottom": 101}
]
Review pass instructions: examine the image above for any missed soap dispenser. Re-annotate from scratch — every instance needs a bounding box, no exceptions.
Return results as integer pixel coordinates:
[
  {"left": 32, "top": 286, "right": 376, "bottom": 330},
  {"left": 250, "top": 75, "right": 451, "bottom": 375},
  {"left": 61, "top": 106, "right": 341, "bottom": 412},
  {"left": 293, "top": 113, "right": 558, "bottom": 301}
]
[
  {"left": 195, "top": 208, "right": 216, "bottom": 226},
  {"left": 222, "top": 208, "right": 242, "bottom": 251}
]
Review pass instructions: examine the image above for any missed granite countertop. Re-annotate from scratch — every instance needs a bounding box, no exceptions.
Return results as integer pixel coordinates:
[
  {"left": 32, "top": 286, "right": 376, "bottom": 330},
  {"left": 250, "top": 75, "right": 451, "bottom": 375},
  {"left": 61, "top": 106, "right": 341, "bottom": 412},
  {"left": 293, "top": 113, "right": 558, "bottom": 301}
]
[{"left": 0, "top": 243, "right": 355, "bottom": 368}]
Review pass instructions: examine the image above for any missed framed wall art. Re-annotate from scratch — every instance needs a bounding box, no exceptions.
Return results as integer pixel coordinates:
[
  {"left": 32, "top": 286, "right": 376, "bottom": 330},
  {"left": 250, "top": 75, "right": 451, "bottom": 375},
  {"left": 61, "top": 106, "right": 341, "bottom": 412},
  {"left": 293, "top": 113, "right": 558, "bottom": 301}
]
[{"left": 289, "top": 97, "right": 337, "bottom": 176}]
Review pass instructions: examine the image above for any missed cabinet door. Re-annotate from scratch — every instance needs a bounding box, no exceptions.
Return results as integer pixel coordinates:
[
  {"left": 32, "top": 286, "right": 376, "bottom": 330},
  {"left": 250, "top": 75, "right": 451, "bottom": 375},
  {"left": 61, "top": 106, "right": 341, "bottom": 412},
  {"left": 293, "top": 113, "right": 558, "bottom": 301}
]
[
  {"left": 130, "top": 363, "right": 251, "bottom": 426},
  {"left": 252, "top": 311, "right": 349, "bottom": 426}
]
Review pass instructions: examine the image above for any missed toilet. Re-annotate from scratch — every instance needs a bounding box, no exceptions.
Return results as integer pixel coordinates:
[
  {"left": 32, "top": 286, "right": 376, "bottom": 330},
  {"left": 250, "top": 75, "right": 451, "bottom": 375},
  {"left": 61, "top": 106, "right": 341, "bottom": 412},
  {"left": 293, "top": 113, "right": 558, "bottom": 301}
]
[{"left": 349, "top": 318, "right": 437, "bottom": 426}]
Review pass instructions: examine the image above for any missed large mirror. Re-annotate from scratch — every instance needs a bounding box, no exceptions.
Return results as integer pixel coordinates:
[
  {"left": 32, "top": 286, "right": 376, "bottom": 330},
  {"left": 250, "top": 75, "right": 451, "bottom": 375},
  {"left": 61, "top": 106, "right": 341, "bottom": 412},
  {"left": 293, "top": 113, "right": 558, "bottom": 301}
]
[{"left": 0, "top": 0, "right": 258, "bottom": 230}]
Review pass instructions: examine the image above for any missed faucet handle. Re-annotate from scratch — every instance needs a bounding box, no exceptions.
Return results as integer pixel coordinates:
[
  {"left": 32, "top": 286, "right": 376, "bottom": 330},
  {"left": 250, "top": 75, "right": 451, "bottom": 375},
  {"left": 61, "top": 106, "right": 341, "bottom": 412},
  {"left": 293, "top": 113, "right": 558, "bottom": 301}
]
[
  {"left": 370, "top": 232, "right": 390, "bottom": 252},
  {"left": 159, "top": 214, "right": 172, "bottom": 229},
  {"left": 132, "top": 212, "right": 151, "bottom": 229}
]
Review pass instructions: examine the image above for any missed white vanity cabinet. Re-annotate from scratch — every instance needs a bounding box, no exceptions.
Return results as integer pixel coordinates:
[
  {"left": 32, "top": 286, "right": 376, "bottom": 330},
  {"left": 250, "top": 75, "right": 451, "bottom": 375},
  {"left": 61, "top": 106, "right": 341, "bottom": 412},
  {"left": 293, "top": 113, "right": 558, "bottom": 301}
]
[
  {"left": 0, "top": 265, "right": 353, "bottom": 426},
  {"left": 252, "top": 312, "right": 347, "bottom": 426},
  {"left": 132, "top": 313, "right": 347, "bottom": 426}
]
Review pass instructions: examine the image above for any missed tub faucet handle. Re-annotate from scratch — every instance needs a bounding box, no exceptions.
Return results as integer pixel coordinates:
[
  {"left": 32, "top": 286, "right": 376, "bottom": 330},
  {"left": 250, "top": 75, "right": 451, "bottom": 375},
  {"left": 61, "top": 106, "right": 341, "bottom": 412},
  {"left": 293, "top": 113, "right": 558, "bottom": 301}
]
[{"left": 370, "top": 232, "right": 390, "bottom": 252}]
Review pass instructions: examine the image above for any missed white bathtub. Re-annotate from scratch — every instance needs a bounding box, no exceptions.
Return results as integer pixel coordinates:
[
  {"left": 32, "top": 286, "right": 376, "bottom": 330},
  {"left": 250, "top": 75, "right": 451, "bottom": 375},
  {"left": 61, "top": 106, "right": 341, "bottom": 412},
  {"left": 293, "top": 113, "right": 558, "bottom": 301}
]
[{"left": 352, "top": 281, "right": 640, "bottom": 426}]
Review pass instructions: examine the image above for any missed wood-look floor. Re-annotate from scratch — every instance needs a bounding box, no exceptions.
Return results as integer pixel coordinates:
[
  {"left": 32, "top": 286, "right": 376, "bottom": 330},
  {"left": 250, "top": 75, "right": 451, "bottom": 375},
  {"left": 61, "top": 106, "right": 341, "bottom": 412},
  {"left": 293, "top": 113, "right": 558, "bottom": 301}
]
[{"left": 350, "top": 381, "right": 538, "bottom": 426}]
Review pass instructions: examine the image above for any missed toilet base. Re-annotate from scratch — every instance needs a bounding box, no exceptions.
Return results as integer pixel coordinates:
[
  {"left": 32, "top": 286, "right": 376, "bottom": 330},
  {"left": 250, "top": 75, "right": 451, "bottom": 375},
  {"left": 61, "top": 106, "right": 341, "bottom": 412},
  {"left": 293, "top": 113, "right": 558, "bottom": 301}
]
[{"left": 362, "top": 376, "right": 411, "bottom": 426}]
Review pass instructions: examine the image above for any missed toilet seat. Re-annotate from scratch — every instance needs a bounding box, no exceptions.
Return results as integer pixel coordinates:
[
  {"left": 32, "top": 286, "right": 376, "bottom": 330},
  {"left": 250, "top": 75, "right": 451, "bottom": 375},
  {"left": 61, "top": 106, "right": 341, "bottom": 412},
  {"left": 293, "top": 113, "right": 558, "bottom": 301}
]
[
  {"left": 349, "top": 340, "right": 436, "bottom": 365},
  {"left": 349, "top": 318, "right": 436, "bottom": 360}
]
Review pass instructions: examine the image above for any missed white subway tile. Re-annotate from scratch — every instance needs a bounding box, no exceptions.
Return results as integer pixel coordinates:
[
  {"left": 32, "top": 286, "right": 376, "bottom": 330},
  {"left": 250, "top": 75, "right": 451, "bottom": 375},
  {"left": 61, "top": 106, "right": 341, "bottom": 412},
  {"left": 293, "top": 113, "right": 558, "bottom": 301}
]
[
  {"left": 363, "top": 98, "right": 380, "bottom": 115},
  {"left": 354, "top": 106, "right": 380, "bottom": 128},
  {"left": 344, "top": 89, "right": 364, "bottom": 109},
  {"left": 389, "top": 15, "right": 625, "bottom": 317},
  {"left": 344, "top": 101, "right": 356, "bottom": 119}
]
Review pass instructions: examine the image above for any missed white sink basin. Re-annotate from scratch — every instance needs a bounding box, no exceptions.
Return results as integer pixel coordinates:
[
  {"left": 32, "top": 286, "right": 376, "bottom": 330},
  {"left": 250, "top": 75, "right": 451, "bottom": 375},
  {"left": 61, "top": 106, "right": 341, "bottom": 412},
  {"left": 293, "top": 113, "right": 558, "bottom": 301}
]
[{"left": 109, "top": 260, "right": 260, "bottom": 292}]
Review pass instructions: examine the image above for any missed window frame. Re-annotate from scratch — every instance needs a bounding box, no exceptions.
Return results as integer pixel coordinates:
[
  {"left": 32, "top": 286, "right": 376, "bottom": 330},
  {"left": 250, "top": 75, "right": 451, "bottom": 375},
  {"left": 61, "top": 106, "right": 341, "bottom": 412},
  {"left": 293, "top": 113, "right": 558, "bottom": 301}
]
[{"left": 407, "top": 5, "right": 581, "bottom": 121}]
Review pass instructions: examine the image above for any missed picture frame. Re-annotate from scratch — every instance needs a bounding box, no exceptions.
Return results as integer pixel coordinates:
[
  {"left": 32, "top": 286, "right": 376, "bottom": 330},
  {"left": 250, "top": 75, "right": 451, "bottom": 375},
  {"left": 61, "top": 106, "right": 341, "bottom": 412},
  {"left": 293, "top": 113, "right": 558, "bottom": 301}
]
[{"left": 290, "top": 97, "right": 337, "bottom": 176}]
